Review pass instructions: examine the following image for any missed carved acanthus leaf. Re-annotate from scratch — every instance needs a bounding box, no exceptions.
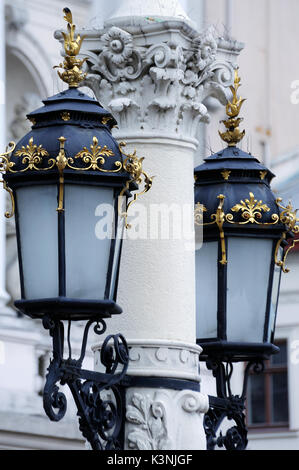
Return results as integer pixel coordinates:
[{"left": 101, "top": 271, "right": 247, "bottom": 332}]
[{"left": 126, "top": 393, "right": 171, "bottom": 451}]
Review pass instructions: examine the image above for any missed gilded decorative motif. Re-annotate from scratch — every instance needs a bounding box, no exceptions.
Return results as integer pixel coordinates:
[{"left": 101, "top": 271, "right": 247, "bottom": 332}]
[
  {"left": 54, "top": 9, "right": 87, "bottom": 88},
  {"left": 194, "top": 202, "right": 207, "bottom": 225},
  {"left": 53, "top": 137, "right": 68, "bottom": 212},
  {"left": 67, "top": 136, "right": 122, "bottom": 173},
  {"left": 260, "top": 171, "right": 267, "bottom": 181},
  {"left": 118, "top": 142, "right": 154, "bottom": 229},
  {"left": 212, "top": 195, "right": 227, "bottom": 265},
  {"left": 15, "top": 137, "right": 53, "bottom": 172},
  {"left": 221, "top": 170, "right": 231, "bottom": 181},
  {"left": 61, "top": 112, "right": 71, "bottom": 121},
  {"left": 0, "top": 137, "right": 153, "bottom": 224},
  {"left": 219, "top": 69, "right": 246, "bottom": 147},
  {"left": 102, "top": 116, "right": 113, "bottom": 125},
  {"left": 194, "top": 194, "right": 227, "bottom": 265},
  {"left": 225, "top": 192, "right": 279, "bottom": 225},
  {"left": 276, "top": 198, "right": 299, "bottom": 233},
  {"left": 0, "top": 142, "right": 16, "bottom": 218},
  {"left": 28, "top": 117, "right": 36, "bottom": 126},
  {"left": 194, "top": 191, "right": 283, "bottom": 266},
  {"left": 274, "top": 199, "right": 299, "bottom": 273}
]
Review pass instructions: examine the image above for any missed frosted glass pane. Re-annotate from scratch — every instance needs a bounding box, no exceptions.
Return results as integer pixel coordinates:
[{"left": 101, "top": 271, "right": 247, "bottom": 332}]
[
  {"left": 109, "top": 213, "right": 125, "bottom": 299},
  {"left": 227, "top": 238, "right": 272, "bottom": 343},
  {"left": 267, "top": 246, "right": 282, "bottom": 342},
  {"left": 196, "top": 241, "right": 218, "bottom": 339},
  {"left": 65, "top": 185, "right": 114, "bottom": 299},
  {"left": 17, "top": 185, "right": 58, "bottom": 299}
]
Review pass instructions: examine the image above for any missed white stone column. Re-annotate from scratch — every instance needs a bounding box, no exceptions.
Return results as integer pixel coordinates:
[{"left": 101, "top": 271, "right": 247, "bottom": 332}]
[
  {"left": 79, "top": 3, "right": 243, "bottom": 449},
  {"left": 0, "top": 0, "right": 12, "bottom": 318},
  {"left": 106, "top": 0, "right": 190, "bottom": 23}
]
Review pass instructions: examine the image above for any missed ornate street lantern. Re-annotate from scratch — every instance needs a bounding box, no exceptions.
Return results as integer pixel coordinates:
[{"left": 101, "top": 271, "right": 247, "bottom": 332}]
[
  {"left": 0, "top": 9, "right": 152, "bottom": 450},
  {"left": 194, "top": 69, "right": 298, "bottom": 450}
]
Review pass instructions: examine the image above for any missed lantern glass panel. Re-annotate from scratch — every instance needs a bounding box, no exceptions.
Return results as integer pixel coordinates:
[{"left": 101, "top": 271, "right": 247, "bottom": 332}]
[
  {"left": 196, "top": 240, "right": 218, "bottom": 339},
  {"left": 64, "top": 184, "right": 114, "bottom": 300},
  {"left": 226, "top": 237, "right": 273, "bottom": 343},
  {"left": 17, "top": 184, "right": 59, "bottom": 299},
  {"left": 109, "top": 199, "right": 125, "bottom": 299},
  {"left": 267, "top": 246, "right": 283, "bottom": 342}
]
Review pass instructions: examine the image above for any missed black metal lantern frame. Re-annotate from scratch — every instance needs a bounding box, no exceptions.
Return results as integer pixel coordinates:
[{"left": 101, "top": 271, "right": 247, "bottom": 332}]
[
  {"left": 0, "top": 9, "right": 155, "bottom": 449},
  {"left": 193, "top": 69, "right": 299, "bottom": 450},
  {"left": 0, "top": 124, "right": 152, "bottom": 451},
  {"left": 194, "top": 147, "right": 291, "bottom": 360},
  {"left": 194, "top": 152, "right": 299, "bottom": 450}
]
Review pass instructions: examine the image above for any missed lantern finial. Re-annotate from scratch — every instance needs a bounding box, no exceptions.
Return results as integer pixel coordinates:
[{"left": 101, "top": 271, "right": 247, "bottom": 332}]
[
  {"left": 54, "top": 8, "right": 87, "bottom": 88},
  {"left": 219, "top": 68, "right": 246, "bottom": 147}
]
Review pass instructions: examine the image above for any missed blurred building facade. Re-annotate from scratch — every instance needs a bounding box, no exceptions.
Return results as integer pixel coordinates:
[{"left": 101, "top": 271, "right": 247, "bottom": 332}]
[{"left": 0, "top": 0, "right": 299, "bottom": 450}]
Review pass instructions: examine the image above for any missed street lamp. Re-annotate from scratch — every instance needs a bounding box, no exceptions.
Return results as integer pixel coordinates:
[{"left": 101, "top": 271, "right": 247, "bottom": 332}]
[
  {"left": 194, "top": 69, "right": 298, "bottom": 450},
  {"left": 0, "top": 9, "right": 152, "bottom": 450}
]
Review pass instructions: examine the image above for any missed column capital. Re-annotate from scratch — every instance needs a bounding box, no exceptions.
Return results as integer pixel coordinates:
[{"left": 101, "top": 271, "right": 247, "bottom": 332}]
[{"left": 75, "top": 21, "right": 243, "bottom": 143}]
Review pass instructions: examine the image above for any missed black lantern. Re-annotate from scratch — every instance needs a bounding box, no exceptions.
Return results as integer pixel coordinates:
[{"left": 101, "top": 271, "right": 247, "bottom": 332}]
[
  {"left": 0, "top": 9, "right": 152, "bottom": 450},
  {"left": 194, "top": 70, "right": 297, "bottom": 450}
]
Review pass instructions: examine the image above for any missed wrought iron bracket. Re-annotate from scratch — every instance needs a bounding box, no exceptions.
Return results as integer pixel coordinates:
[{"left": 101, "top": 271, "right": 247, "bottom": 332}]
[
  {"left": 42, "top": 315, "right": 129, "bottom": 450},
  {"left": 203, "top": 358, "right": 265, "bottom": 450}
]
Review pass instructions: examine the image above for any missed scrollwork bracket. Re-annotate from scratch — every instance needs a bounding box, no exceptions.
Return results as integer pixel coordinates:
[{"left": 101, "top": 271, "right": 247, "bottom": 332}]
[{"left": 42, "top": 316, "right": 129, "bottom": 450}]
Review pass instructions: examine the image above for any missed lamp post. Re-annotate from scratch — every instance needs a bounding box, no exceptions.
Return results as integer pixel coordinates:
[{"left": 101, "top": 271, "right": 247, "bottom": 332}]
[
  {"left": 194, "top": 69, "right": 299, "bottom": 450},
  {"left": 0, "top": 9, "right": 152, "bottom": 450}
]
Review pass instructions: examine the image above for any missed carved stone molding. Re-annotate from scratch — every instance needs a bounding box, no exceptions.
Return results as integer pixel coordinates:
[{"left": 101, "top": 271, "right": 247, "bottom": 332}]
[
  {"left": 125, "top": 389, "right": 209, "bottom": 450},
  {"left": 5, "top": 1, "right": 28, "bottom": 33},
  {"left": 93, "top": 340, "right": 203, "bottom": 382},
  {"left": 66, "top": 20, "right": 244, "bottom": 142}
]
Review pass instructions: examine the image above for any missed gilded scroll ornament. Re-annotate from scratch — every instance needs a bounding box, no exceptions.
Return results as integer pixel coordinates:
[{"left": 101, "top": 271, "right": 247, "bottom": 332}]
[
  {"left": 118, "top": 142, "right": 154, "bottom": 229},
  {"left": 194, "top": 202, "right": 207, "bottom": 225},
  {"left": 0, "top": 142, "right": 16, "bottom": 218},
  {"left": 15, "top": 137, "right": 52, "bottom": 172},
  {"left": 226, "top": 192, "right": 275, "bottom": 225},
  {"left": 274, "top": 199, "right": 299, "bottom": 273},
  {"left": 276, "top": 198, "right": 299, "bottom": 233},
  {"left": 68, "top": 136, "right": 122, "bottom": 173}
]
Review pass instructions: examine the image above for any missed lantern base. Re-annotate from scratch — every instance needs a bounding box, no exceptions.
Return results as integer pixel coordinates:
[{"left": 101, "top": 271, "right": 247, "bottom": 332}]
[
  {"left": 14, "top": 297, "right": 122, "bottom": 321},
  {"left": 197, "top": 340, "right": 279, "bottom": 362}
]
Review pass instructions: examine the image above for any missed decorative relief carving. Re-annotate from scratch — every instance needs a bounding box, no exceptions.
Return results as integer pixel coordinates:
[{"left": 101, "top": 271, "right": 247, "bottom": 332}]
[
  {"left": 126, "top": 389, "right": 209, "bottom": 450},
  {"left": 122, "top": 343, "right": 201, "bottom": 381},
  {"left": 126, "top": 392, "right": 171, "bottom": 450},
  {"left": 81, "top": 24, "right": 241, "bottom": 141},
  {"left": 94, "top": 342, "right": 202, "bottom": 381},
  {"left": 101, "top": 27, "right": 134, "bottom": 67}
]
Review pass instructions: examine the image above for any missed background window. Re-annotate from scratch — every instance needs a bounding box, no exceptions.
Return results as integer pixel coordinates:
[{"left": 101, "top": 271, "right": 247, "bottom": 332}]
[{"left": 247, "top": 341, "right": 289, "bottom": 428}]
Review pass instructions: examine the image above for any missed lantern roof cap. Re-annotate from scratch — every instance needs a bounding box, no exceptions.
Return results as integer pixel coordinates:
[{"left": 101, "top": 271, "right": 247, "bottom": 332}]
[
  {"left": 27, "top": 87, "right": 116, "bottom": 126},
  {"left": 194, "top": 145, "right": 275, "bottom": 181}
]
